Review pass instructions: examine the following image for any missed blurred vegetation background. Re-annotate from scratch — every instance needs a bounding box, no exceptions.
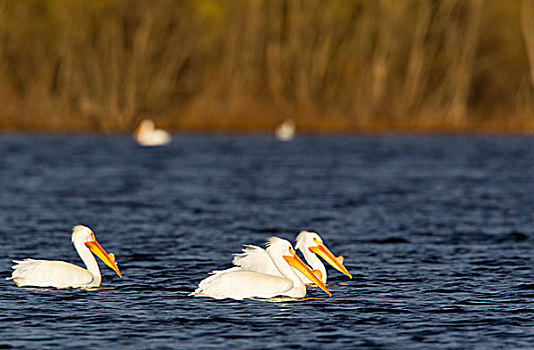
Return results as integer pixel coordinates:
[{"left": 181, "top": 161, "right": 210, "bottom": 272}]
[{"left": 0, "top": 0, "right": 534, "bottom": 133}]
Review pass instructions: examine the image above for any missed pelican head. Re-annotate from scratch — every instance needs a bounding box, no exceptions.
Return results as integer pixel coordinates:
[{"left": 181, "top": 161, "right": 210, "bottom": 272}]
[
  {"left": 135, "top": 119, "right": 155, "bottom": 134},
  {"left": 295, "top": 231, "right": 352, "bottom": 279},
  {"left": 266, "top": 237, "right": 331, "bottom": 296},
  {"left": 72, "top": 225, "right": 122, "bottom": 278},
  {"left": 139, "top": 119, "right": 155, "bottom": 130}
]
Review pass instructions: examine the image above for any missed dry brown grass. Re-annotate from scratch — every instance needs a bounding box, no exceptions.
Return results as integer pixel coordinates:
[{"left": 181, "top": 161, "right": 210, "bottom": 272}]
[{"left": 0, "top": 0, "right": 533, "bottom": 133}]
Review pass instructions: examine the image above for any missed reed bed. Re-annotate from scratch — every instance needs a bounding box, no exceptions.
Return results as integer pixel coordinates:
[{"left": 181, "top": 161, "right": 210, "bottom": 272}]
[{"left": 0, "top": 0, "right": 533, "bottom": 133}]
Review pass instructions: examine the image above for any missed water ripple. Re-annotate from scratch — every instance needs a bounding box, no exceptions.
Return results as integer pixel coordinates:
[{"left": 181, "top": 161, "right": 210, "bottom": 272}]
[{"left": 1, "top": 135, "right": 534, "bottom": 349}]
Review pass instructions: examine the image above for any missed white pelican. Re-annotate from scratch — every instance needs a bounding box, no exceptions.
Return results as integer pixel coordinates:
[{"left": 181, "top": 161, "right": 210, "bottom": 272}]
[
  {"left": 133, "top": 119, "right": 171, "bottom": 146},
  {"left": 190, "top": 237, "right": 331, "bottom": 300},
  {"left": 6, "top": 225, "right": 122, "bottom": 288},
  {"left": 275, "top": 119, "right": 296, "bottom": 141},
  {"left": 233, "top": 231, "right": 352, "bottom": 284}
]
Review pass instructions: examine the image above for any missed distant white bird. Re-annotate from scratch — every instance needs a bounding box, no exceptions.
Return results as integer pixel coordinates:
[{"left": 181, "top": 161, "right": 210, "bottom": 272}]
[
  {"left": 275, "top": 119, "right": 296, "bottom": 141},
  {"left": 133, "top": 119, "right": 171, "bottom": 146},
  {"left": 233, "top": 231, "right": 352, "bottom": 284},
  {"left": 6, "top": 225, "right": 122, "bottom": 288},
  {"left": 190, "top": 237, "right": 331, "bottom": 300}
]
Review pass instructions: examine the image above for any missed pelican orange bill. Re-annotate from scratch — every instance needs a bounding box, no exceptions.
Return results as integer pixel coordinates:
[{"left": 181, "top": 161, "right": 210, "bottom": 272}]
[
  {"left": 85, "top": 233, "right": 122, "bottom": 278},
  {"left": 309, "top": 238, "right": 352, "bottom": 279},
  {"left": 283, "top": 247, "right": 332, "bottom": 297}
]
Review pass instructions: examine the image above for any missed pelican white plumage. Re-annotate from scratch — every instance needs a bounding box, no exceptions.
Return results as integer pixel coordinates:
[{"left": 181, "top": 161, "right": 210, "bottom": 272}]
[
  {"left": 133, "top": 119, "right": 171, "bottom": 146},
  {"left": 233, "top": 231, "right": 352, "bottom": 284},
  {"left": 6, "top": 225, "right": 122, "bottom": 288},
  {"left": 275, "top": 119, "right": 296, "bottom": 141},
  {"left": 190, "top": 237, "right": 331, "bottom": 300}
]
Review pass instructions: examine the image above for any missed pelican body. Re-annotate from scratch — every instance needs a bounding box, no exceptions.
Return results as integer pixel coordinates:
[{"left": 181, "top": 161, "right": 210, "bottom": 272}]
[
  {"left": 275, "top": 119, "right": 296, "bottom": 141},
  {"left": 7, "top": 226, "right": 122, "bottom": 288},
  {"left": 190, "top": 237, "right": 331, "bottom": 300},
  {"left": 133, "top": 119, "right": 171, "bottom": 146},
  {"left": 233, "top": 231, "right": 352, "bottom": 284}
]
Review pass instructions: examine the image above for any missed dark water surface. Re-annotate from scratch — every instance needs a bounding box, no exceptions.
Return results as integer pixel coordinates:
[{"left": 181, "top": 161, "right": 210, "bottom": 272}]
[{"left": 1, "top": 135, "right": 533, "bottom": 349}]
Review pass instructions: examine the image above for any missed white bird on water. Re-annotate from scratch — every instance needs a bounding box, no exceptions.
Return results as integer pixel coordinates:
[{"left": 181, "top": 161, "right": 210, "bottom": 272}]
[
  {"left": 133, "top": 119, "right": 171, "bottom": 146},
  {"left": 6, "top": 225, "right": 122, "bottom": 288},
  {"left": 275, "top": 119, "right": 296, "bottom": 141},
  {"left": 232, "top": 231, "right": 352, "bottom": 284},
  {"left": 190, "top": 237, "right": 331, "bottom": 300}
]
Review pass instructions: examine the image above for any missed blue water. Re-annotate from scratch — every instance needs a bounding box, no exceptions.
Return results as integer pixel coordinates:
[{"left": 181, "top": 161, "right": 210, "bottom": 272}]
[{"left": 1, "top": 135, "right": 533, "bottom": 349}]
